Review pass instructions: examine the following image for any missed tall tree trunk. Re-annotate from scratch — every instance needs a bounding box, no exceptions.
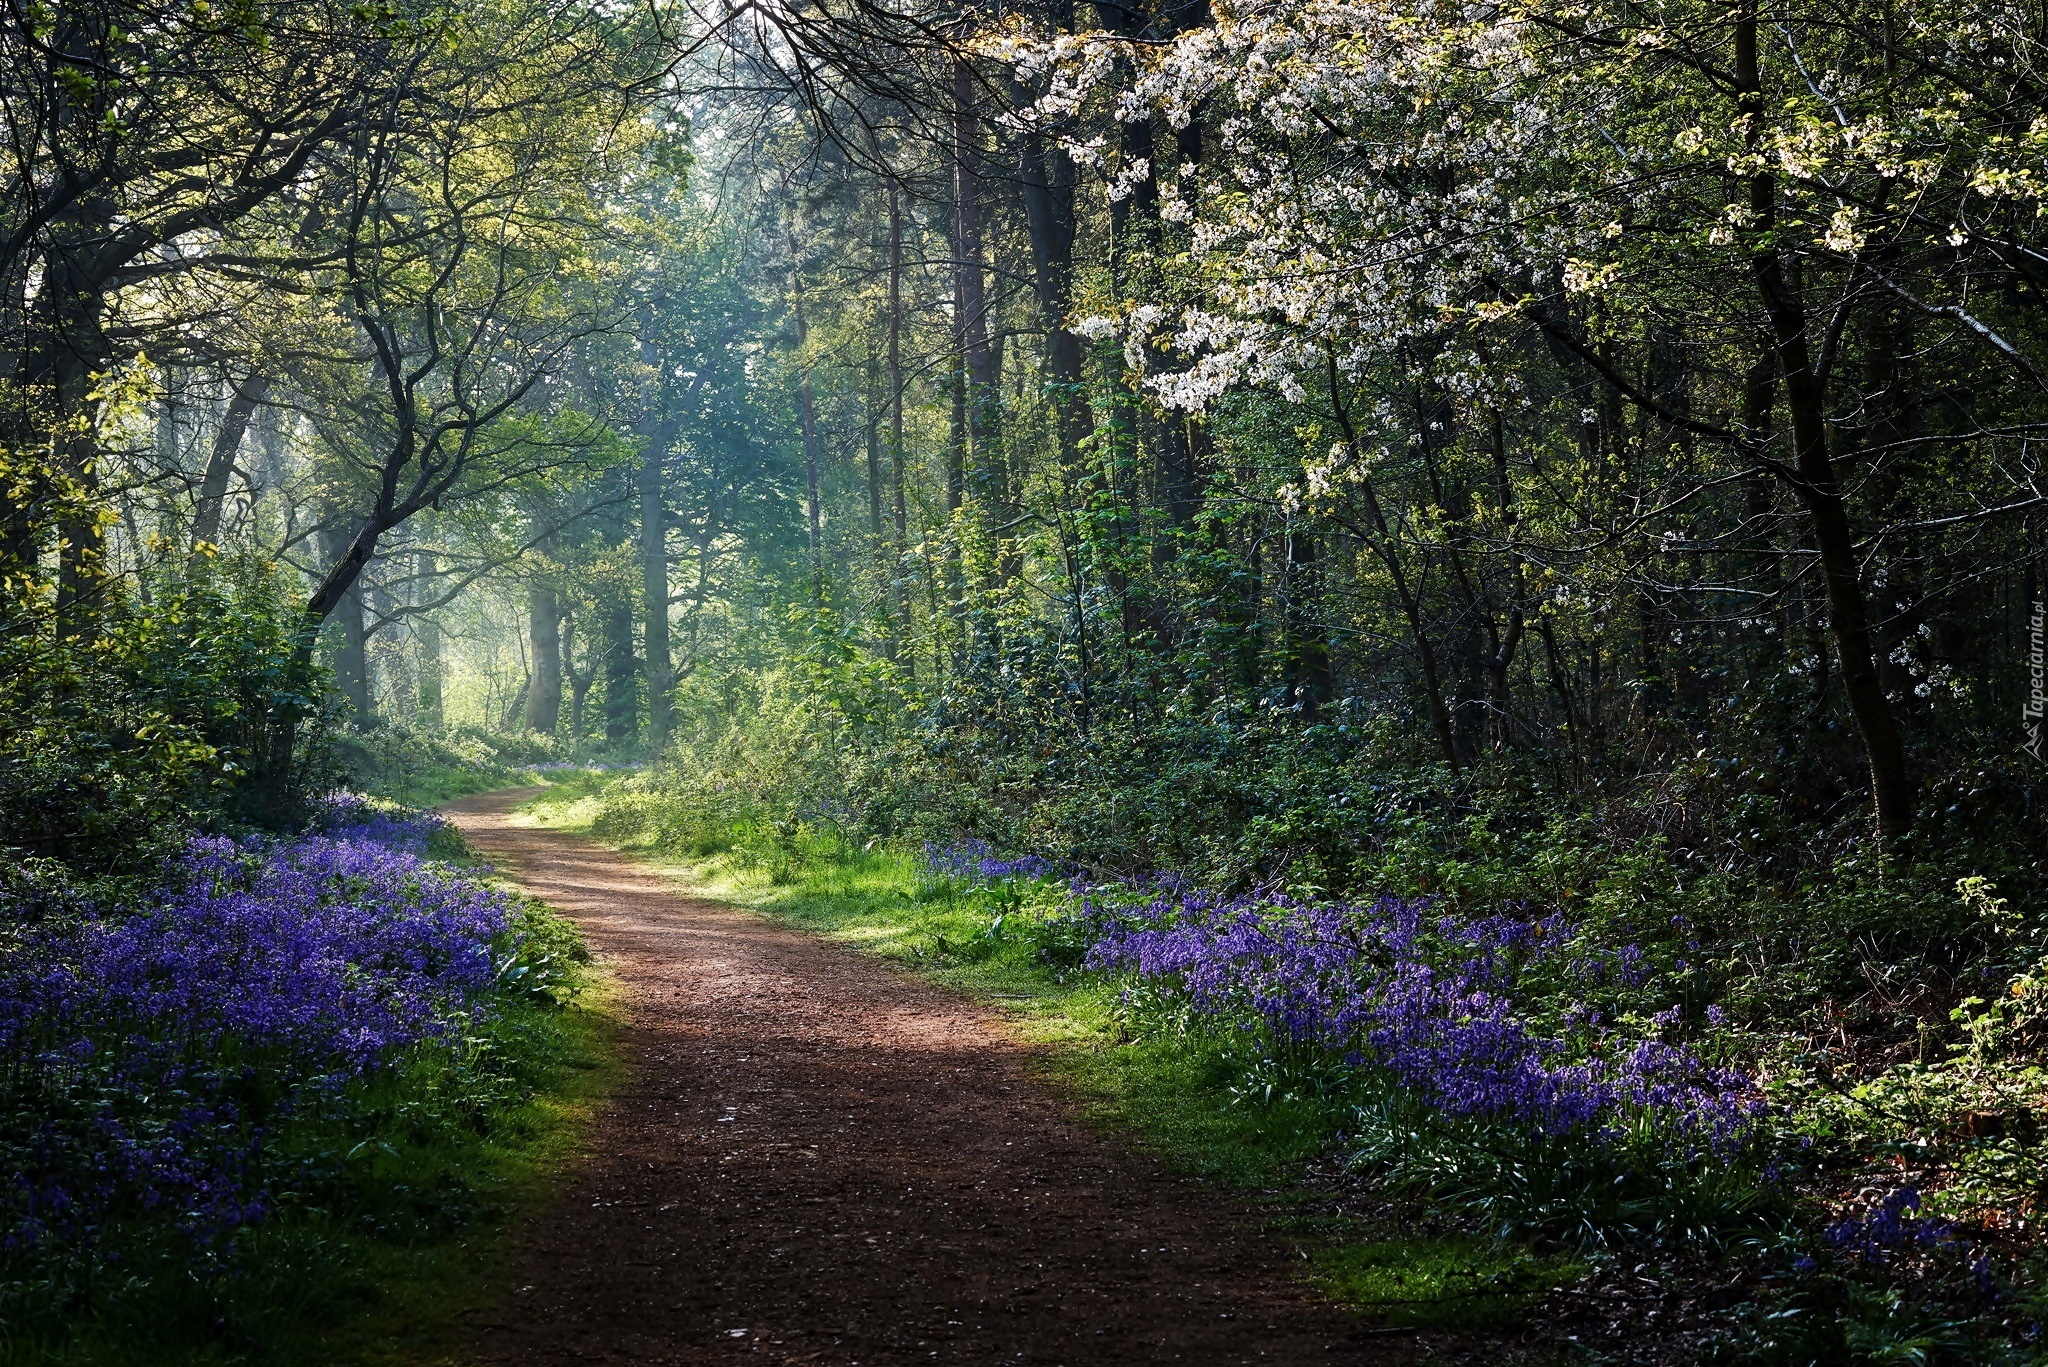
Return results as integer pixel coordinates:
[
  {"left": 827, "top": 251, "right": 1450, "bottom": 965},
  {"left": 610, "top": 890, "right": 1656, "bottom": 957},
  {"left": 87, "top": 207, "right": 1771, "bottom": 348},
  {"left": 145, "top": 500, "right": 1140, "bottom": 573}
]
[
  {"left": 337, "top": 586, "right": 372, "bottom": 725},
  {"left": 865, "top": 346, "right": 891, "bottom": 654},
  {"left": 865, "top": 351, "right": 886, "bottom": 542},
  {"left": 641, "top": 443, "right": 673, "bottom": 748},
  {"left": 887, "top": 182, "right": 911, "bottom": 656},
  {"left": 251, "top": 402, "right": 288, "bottom": 497},
  {"left": 415, "top": 550, "right": 444, "bottom": 727},
  {"left": 788, "top": 227, "right": 825, "bottom": 597},
  {"left": 41, "top": 196, "right": 117, "bottom": 611},
  {"left": 319, "top": 518, "right": 372, "bottom": 724},
  {"left": 157, "top": 367, "right": 190, "bottom": 474},
  {"left": 955, "top": 60, "right": 1001, "bottom": 512},
  {"left": 564, "top": 614, "right": 594, "bottom": 747},
  {"left": 192, "top": 375, "right": 270, "bottom": 553},
  {"left": 946, "top": 341, "right": 966, "bottom": 613},
  {"left": 602, "top": 593, "right": 637, "bottom": 746},
  {"left": 1737, "top": 11, "right": 1912, "bottom": 841},
  {"left": 526, "top": 585, "right": 562, "bottom": 734},
  {"left": 1016, "top": 79, "right": 1090, "bottom": 480}
]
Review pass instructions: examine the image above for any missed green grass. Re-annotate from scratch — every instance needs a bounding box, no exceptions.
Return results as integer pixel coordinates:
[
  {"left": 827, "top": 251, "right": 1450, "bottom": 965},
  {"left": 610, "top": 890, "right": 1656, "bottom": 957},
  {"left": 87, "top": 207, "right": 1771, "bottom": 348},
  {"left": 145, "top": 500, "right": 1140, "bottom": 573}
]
[
  {"left": 1, "top": 876, "right": 624, "bottom": 1367},
  {"left": 1307, "top": 1234, "right": 1585, "bottom": 1329},
  {"left": 364, "top": 760, "right": 541, "bottom": 808},
  {"left": 512, "top": 778, "right": 1584, "bottom": 1330}
]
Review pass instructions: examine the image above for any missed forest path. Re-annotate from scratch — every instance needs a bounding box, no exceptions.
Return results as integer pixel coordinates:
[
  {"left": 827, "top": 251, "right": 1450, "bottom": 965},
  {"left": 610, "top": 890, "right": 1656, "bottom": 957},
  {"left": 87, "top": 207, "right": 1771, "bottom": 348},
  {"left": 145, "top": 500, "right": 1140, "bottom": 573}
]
[{"left": 443, "top": 788, "right": 1399, "bottom": 1366}]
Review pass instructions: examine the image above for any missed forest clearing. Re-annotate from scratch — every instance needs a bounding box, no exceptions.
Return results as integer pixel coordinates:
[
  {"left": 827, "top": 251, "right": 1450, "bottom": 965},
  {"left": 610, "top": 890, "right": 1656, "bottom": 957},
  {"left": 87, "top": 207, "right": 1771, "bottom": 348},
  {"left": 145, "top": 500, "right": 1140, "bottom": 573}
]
[{"left": 6, "top": 0, "right": 2048, "bottom": 1359}]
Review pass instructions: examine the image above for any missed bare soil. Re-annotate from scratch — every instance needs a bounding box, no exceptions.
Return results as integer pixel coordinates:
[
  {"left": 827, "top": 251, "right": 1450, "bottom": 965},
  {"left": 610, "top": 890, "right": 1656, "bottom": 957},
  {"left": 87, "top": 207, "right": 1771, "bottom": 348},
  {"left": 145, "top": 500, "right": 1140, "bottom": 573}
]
[{"left": 443, "top": 789, "right": 1415, "bottom": 1366}]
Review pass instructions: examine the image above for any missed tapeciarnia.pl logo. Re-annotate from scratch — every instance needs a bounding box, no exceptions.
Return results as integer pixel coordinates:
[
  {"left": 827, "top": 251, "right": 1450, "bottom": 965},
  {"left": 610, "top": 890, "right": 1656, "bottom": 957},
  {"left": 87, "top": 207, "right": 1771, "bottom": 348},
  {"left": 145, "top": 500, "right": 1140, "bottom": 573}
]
[{"left": 2027, "top": 600, "right": 2047, "bottom": 763}]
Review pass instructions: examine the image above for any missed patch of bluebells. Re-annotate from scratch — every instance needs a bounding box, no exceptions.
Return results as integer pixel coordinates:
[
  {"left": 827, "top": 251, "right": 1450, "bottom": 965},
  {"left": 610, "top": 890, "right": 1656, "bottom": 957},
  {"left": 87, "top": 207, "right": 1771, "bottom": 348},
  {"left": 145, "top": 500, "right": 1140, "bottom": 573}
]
[
  {"left": 1825, "top": 1187, "right": 1957, "bottom": 1262},
  {"left": 919, "top": 839, "right": 1060, "bottom": 884},
  {"left": 1079, "top": 885, "right": 1762, "bottom": 1154},
  {"left": 0, "top": 801, "right": 512, "bottom": 1253},
  {"left": 305, "top": 791, "right": 450, "bottom": 851}
]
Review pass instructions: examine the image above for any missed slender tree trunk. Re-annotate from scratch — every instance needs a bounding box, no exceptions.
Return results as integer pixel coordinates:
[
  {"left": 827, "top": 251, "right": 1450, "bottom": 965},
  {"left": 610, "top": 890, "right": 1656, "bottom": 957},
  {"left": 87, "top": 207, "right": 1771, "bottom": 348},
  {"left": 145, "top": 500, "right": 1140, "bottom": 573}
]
[
  {"left": 1018, "top": 103, "right": 1090, "bottom": 480},
  {"left": 564, "top": 615, "right": 594, "bottom": 748},
  {"left": 251, "top": 403, "right": 288, "bottom": 499},
  {"left": 865, "top": 351, "right": 886, "bottom": 542},
  {"left": 601, "top": 593, "right": 637, "bottom": 746},
  {"left": 40, "top": 201, "right": 117, "bottom": 613},
  {"left": 595, "top": 463, "right": 639, "bottom": 747},
  {"left": 318, "top": 518, "right": 372, "bottom": 724},
  {"left": 641, "top": 443, "right": 673, "bottom": 748},
  {"left": 1737, "top": 10, "right": 1912, "bottom": 841},
  {"left": 946, "top": 378, "right": 965, "bottom": 616},
  {"left": 415, "top": 550, "right": 443, "bottom": 727},
  {"left": 865, "top": 346, "right": 891, "bottom": 653},
  {"left": 788, "top": 227, "right": 825, "bottom": 597},
  {"left": 887, "top": 182, "right": 911, "bottom": 657},
  {"left": 192, "top": 375, "right": 270, "bottom": 553},
  {"left": 337, "top": 583, "right": 371, "bottom": 725},
  {"left": 955, "top": 60, "right": 1000, "bottom": 513},
  {"left": 526, "top": 585, "right": 562, "bottom": 734}
]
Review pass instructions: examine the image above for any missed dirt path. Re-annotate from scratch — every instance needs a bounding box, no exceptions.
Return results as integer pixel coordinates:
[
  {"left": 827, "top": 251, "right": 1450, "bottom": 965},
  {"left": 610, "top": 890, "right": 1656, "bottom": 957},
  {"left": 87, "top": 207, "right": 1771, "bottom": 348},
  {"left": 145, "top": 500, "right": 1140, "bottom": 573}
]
[{"left": 446, "top": 789, "right": 1404, "bottom": 1367}]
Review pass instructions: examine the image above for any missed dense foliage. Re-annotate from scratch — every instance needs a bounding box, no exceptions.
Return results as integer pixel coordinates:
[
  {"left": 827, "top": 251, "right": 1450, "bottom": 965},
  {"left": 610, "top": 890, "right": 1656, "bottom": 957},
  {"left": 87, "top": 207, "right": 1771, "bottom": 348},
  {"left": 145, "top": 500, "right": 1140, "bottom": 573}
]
[{"left": 0, "top": 557, "right": 331, "bottom": 868}]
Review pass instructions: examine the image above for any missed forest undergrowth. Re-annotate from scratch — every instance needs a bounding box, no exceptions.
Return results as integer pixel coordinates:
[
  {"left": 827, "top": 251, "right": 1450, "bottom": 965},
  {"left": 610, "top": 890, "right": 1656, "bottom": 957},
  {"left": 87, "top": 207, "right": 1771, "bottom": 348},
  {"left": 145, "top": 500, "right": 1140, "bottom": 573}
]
[{"left": 522, "top": 688, "right": 2048, "bottom": 1366}]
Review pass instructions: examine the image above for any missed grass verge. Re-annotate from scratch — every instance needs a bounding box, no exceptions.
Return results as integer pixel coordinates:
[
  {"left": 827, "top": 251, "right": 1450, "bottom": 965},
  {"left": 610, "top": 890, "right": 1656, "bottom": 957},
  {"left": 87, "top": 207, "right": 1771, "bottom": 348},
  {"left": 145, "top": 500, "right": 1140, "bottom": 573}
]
[{"left": 510, "top": 776, "right": 1577, "bottom": 1332}]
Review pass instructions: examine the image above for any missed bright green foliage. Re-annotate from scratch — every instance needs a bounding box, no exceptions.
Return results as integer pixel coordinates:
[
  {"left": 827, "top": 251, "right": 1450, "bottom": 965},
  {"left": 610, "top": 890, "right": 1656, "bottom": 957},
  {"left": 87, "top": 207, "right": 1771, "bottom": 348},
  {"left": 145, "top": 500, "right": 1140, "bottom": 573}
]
[
  {"left": 0, "top": 555, "right": 327, "bottom": 870},
  {"left": 334, "top": 724, "right": 564, "bottom": 805}
]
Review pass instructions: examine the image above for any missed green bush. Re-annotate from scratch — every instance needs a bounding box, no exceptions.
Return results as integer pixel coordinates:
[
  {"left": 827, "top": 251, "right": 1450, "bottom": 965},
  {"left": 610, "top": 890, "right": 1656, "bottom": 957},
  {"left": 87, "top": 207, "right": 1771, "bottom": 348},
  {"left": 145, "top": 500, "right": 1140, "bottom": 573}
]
[
  {"left": 0, "top": 556, "right": 331, "bottom": 870},
  {"left": 334, "top": 722, "right": 565, "bottom": 805}
]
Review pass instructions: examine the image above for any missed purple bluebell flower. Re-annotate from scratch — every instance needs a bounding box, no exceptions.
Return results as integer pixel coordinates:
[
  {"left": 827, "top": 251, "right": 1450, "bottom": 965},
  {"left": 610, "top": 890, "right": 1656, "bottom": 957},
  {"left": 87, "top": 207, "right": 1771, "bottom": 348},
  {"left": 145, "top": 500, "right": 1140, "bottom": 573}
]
[
  {"left": 921, "top": 840, "right": 1059, "bottom": 884},
  {"left": 0, "top": 799, "right": 516, "bottom": 1252},
  {"left": 1081, "top": 885, "right": 1763, "bottom": 1152},
  {"left": 1824, "top": 1187, "right": 1955, "bottom": 1262}
]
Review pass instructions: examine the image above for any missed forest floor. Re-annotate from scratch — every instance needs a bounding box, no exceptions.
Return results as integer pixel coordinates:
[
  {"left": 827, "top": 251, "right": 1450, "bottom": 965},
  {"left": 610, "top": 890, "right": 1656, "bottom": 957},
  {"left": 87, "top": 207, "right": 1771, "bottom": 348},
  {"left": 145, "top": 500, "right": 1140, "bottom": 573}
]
[{"left": 440, "top": 788, "right": 1433, "bottom": 1367}]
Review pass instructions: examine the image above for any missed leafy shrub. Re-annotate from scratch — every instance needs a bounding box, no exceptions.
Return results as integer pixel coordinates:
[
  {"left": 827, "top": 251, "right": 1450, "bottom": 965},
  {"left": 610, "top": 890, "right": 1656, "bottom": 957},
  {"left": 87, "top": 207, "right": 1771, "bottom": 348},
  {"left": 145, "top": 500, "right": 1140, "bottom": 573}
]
[
  {"left": 331, "top": 721, "right": 569, "bottom": 804},
  {"left": 0, "top": 557, "right": 330, "bottom": 869}
]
